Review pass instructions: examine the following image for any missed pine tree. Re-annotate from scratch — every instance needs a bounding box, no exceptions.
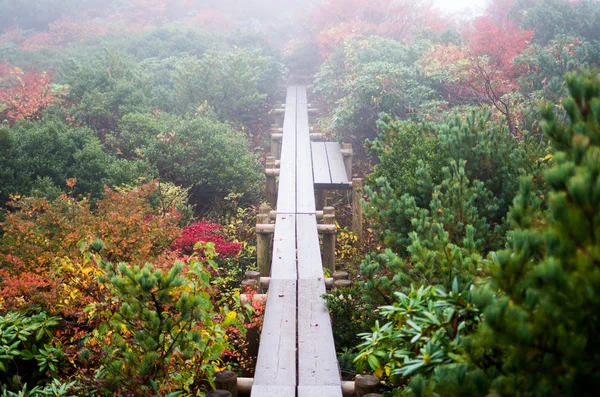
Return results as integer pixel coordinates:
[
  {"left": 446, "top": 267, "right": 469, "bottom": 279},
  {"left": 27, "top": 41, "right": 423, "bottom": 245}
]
[{"left": 410, "top": 69, "right": 600, "bottom": 396}]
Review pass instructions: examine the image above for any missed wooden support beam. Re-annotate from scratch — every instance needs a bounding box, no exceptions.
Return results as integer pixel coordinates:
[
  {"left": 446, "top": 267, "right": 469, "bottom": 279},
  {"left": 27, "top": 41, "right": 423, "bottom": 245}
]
[
  {"left": 259, "top": 276, "right": 337, "bottom": 290},
  {"left": 332, "top": 271, "right": 349, "bottom": 281},
  {"left": 240, "top": 293, "right": 268, "bottom": 305},
  {"left": 315, "top": 189, "right": 328, "bottom": 210},
  {"left": 341, "top": 143, "right": 353, "bottom": 181},
  {"left": 351, "top": 178, "right": 363, "bottom": 244},
  {"left": 269, "top": 210, "right": 324, "bottom": 221},
  {"left": 322, "top": 207, "right": 337, "bottom": 273},
  {"left": 334, "top": 279, "right": 353, "bottom": 289},
  {"left": 241, "top": 279, "right": 259, "bottom": 293}
]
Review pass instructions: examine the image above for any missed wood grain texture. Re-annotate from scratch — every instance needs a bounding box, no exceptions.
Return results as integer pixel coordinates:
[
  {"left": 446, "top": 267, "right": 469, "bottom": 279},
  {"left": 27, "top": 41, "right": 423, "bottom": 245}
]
[
  {"left": 270, "top": 214, "right": 297, "bottom": 280},
  {"left": 296, "top": 85, "right": 308, "bottom": 105},
  {"left": 296, "top": 102, "right": 316, "bottom": 213},
  {"left": 311, "top": 142, "right": 331, "bottom": 186},
  {"left": 253, "top": 279, "right": 297, "bottom": 387},
  {"left": 277, "top": 88, "right": 297, "bottom": 213},
  {"left": 297, "top": 386, "right": 343, "bottom": 397},
  {"left": 296, "top": 214, "right": 324, "bottom": 280},
  {"left": 297, "top": 279, "right": 341, "bottom": 387},
  {"left": 325, "top": 142, "right": 350, "bottom": 186},
  {"left": 251, "top": 385, "right": 296, "bottom": 397}
]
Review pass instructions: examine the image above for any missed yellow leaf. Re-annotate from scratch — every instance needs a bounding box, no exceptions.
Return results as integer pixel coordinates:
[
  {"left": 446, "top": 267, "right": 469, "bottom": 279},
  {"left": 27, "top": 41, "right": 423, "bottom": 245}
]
[{"left": 374, "top": 367, "right": 383, "bottom": 378}]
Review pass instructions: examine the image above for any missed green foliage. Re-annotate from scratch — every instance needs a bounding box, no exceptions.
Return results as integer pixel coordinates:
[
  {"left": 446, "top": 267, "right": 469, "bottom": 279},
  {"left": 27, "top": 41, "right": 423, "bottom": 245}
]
[
  {"left": 361, "top": 161, "right": 487, "bottom": 306},
  {"left": 364, "top": 108, "right": 547, "bottom": 256},
  {"left": 315, "top": 36, "right": 438, "bottom": 141},
  {"left": 1, "top": 379, "right": 76, "bottom": 397},
  {"left": 512, "top": 0, "right": 600, "bottom": 45},
  {"left": 0, "top": 117, "right": 149, "bottom": 204},
  {"left": 142, "top": 114, "right": 263, "bottom": 207},
  {"left": 95, "top": 246, "right": 239, "bottom": 395},
  {"left": 173, "top": 48, "right": 283, "bottom": 124},
  {"left": 515, "top": 35, "right": 600, "bottom": 104},
  {"left": 354, "top": 283, "right": 480, "bottom": 387},
  {"left": 0, "top": 312, "right": 63, "bottom": 392},
  {"left": 322, "top": 284, "right": 379, "bottom": 351},
  {"left": 394, "top": 69, "right": 600, "bottom": 396},
  {"left": 65, "top": 50, "right": 153, "bottom": 136}
]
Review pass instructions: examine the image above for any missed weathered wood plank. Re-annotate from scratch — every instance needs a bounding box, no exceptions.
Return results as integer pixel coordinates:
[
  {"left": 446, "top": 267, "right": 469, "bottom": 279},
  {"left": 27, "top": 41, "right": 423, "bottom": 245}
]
[
  {"left": 296, "top": 102, "right": 316, "bottom": 213},
  {"left": 311, "top": 141, "right": 331, "bottom": 187},
  {"left": 251, "top": 385, "right": 296, "bottom": 397},
  {"left": 297, "top": 85, "right": 308, "bottom": 105},
  {"left": 297, "top": 386, "right": 343, "bottom": 397},
  {"left": 253, "top": 279, "right": 297, "bottom": 387},
  {"left": 270, "top": 214, "right": 297, "bottom": 280},
  {"left": 277, "top": 88, "right": 297, "bottom": 212},
  {"left": 297, "top": 279, "right": 341, "bottom": 388},
  {"left": 325, "top": 142, "right": 350, "bottom": 187},
  {"left": 296, "top": 214, "right": 324, "bottom": 280}
]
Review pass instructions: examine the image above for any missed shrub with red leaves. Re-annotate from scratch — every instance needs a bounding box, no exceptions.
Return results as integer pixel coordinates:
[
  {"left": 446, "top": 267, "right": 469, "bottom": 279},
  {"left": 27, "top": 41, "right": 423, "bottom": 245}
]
[
  {"left": 172, "top": 221, "right": 241, "bottom": 258},
  {"left": 0, "top": 63, "right": 63, "bottom": 123}
]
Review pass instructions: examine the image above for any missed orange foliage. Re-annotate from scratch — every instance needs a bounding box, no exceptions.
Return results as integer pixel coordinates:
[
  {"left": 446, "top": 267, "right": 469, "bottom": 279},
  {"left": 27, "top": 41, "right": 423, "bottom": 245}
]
[
  {"left": 313, "top": 0, "right": 449, "bottom": 57},
  {"left": 0, "top": 181, "right": 182, "bottom": 316},
  {"left": 0, "top": 63, "right": 63, "bottom": 123},
  {"left": 183, "top": 9, "right": 236, "bottom": 31},
  {"left": 316, "top": 20, "right": 377, "bottom": 58},
  {"left": 19, "top": 16, "right": 111, "bottom": 51}
]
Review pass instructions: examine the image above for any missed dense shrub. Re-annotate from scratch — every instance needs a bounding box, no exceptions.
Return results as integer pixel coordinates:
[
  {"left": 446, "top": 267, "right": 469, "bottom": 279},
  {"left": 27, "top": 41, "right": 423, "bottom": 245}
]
[
  {"left": 315, "top": 37, "right": 438, "bottom": 141},
  {"left": 364, "top": 108, "right": 547, "bottom": 256},
  {"left": 142, "top": 115, "right": 264, "bottom": 207},
  {"left": 91, "top": 251, "right": 240, "bottom": 396},
  {"left": 358, "top": 69, "right": 600, "bottom": 397},
  {"left": 0, "top": 117, "right": 149, "bottom": 204},
  {"left": 0, "top": 182, "right": 181, "bottom": 316},
  {"left": 65, "top": 50, "right": 153, "bottom": 138},
  {"left": 173, "top": 48, "right": 283, "bottom": 124},
  {"left": 172, "top": 221, "right": 242, "bottom": 258}
]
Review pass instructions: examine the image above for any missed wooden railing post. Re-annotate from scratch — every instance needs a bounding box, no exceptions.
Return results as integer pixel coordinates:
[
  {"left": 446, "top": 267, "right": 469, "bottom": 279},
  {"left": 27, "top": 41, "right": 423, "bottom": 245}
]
[
  {"left": 273, "top": 107, "right": 285, "bottom": 125},
  {"left": 271, "top": 133, "right": 282, "bottom": 159},
  {"left": 355, "top": 375, "right": 380, "bottom": 397},
  {"left": 322, "top": 206, "right": 337, "bottom": 273},
  {"left": 214, "top": 371, "right": 238, "bottom": 397},
  {"left": 265, "top": 156, "right": 278, "bottom": 207},
  {"left": 341, "top": 143, "right": 353, "bottom": 181},
  {"left": 351, "top": 178, "right": 363, "bottom": 244},
  {"left": 256, "top": 207, "right": 273, "bottom": 277}
]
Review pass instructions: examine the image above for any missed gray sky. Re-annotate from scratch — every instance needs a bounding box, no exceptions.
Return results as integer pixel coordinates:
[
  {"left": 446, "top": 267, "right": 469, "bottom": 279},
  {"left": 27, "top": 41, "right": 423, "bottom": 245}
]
[{"left": 435, "top": 0, "right": 487, "bottom": 14}]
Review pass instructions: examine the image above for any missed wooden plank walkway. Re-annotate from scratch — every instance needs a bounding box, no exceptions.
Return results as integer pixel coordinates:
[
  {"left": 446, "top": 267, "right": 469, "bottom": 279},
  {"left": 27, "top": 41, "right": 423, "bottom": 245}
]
[
  {"left": 251, "top": 86, "right": 342, "bottom": 397},
  {"left": 311, "top": 141, "right": 351, "bottom": 189}
]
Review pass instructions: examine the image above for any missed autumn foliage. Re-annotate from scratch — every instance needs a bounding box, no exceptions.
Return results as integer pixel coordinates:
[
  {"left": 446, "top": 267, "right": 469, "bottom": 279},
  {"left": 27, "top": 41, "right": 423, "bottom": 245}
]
[
  {"left": 314, "top": 0, "right": 447, "bottom": 58},
  {"left": 0, "top": 63, "right": 63, "bottom": 123},
  {"left": 172, "top": 221, "right": 242, "bottom": 257},
  {"left": 0, "top": 181, "right": 181, "bottom": 316}
]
